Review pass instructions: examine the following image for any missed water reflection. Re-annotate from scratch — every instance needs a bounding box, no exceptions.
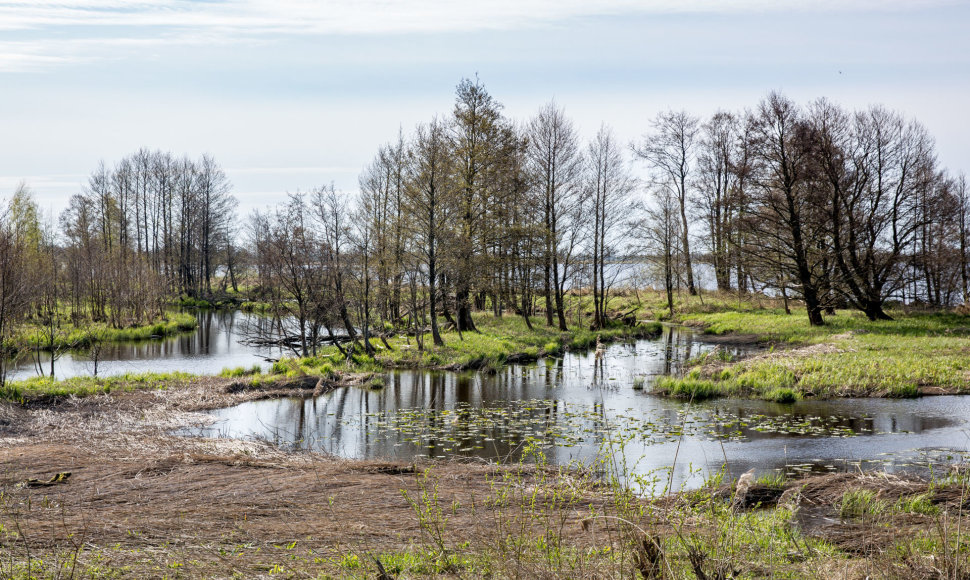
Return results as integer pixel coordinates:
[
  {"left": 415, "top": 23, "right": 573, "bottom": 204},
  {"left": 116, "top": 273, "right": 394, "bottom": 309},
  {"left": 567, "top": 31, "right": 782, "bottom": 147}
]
[
  {"left": 6, "top": 310, "right": 280, "bottom": 381},
  {"left": 187, "top": 326, "right": 970, "bottom": 488}
]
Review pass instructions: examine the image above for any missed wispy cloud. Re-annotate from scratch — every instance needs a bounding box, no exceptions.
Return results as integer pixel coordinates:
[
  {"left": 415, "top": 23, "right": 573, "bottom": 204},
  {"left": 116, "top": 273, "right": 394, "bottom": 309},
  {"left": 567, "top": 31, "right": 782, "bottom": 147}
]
[
  {"left": 0, "top": 174, "right": 86, "bottom": 191},
  {"left": 0, "top": 0, "right": 956, "bottom": 33},
  {"left": 1, "top": 0, "right": 957, "bottom": 73}
]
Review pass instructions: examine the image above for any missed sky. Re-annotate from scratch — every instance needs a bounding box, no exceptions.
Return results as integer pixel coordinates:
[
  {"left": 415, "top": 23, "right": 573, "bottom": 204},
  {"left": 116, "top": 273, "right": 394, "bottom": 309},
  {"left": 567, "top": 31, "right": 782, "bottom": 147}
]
[{"left": 1, "top": 0, "right": 968, "bottom": 219}]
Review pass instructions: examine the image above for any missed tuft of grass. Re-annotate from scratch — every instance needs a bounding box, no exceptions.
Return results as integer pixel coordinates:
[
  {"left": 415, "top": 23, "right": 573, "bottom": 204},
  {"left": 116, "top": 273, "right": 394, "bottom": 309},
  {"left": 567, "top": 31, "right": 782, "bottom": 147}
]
[
  {"left": 754, "top": 471, "right": 787, "bottom": 489},
  {"left": 542, "top": 340, "right": 561, "bottom": 354},
  {"left": 219, "top": 364, "right": 263, "bottom": 378},
  {"left": 765, "top": 387, "right": 798, "bottom": 403},
  {"left": 894, "top": 492, "right": 940, "bottom": 516},
  {"left": 632, "top": 376, "right": 647, "bottom": 390},
  {"left": 839, "top": 489, "right": 888, "bottom": 519},
  {"left": 653, "top": 376, "right": 723, "bottom": 400}
]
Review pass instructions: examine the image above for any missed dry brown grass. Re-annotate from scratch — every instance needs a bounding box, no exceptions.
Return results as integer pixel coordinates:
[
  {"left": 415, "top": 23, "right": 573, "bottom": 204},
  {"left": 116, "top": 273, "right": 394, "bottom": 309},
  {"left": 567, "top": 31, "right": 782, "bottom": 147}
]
[{"left": 0, "top": 380, "right": 612, "bottom": 577}]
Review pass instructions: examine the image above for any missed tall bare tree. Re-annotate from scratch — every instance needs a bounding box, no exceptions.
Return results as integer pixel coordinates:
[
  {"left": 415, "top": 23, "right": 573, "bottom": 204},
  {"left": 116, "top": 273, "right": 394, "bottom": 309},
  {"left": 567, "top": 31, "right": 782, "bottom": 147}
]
[
  {"left": 634, "top": 110, "right": 700, "bottom": 295},
  {"left": 746, "top": 92, "right": 828, "bottom": 325},
  {"left": 586, "top": 124, "right": 636, "bottom": 328},
  {"left": 527, "top": 101, "right": 582, "bottom": 330},
  {"left": 405, "top": 119, "right": 452, "bottom": 347}
]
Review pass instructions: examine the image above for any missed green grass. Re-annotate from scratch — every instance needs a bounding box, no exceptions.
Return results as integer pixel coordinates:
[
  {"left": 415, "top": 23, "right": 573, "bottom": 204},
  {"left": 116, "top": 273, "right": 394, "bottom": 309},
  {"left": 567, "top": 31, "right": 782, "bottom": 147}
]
[
  {"left": 218, "top": 364, "right": 263, "bottom": 378},
  {"left": 0, "top": 371, "right": 194, "bottom": 403},
  {"left": 838, "top": 489, "right": 887, "bottom": 518},
  {"left": 653, "top": 375, "right": 725, "bottom": 401},
  {"left": 240, "top": 300, "right": 273, "bottom": 314},
  {"left": 654, "top": 307, "right": 970, "bottom": 400},
  {"left": 839, "top": 489, "right": 941, "bottom": 519},
  {"left": 257, "top": 313, "right": 656, "bottom": 379},
  {"left": 13, "top": 312, "right": 197, "bottom": 351},
  {"left": 297, "top": 313, "right": 662, "bottom": 373},
  {"left": 177, "top": 291, "right": 248, "bottom": 310}
]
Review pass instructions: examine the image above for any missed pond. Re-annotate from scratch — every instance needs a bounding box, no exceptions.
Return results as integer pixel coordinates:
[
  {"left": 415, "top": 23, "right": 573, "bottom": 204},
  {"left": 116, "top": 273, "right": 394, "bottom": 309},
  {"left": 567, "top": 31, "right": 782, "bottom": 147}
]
[
  {"left": 5, "top": 310, "right": 281, "bottom": 382},
  {"left": 184, "top": 323, "right": 970, "bottom": 489}
]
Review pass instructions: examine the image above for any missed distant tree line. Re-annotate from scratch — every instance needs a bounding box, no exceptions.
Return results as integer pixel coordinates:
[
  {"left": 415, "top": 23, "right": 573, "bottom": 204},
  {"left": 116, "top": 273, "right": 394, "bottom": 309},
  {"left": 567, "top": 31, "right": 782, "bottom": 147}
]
[
  {"left": 61, "top": 148, "right": 239, "bottom": 321},
  {"left": 637, "top": 92, "right": 967, "bottom": 324}
]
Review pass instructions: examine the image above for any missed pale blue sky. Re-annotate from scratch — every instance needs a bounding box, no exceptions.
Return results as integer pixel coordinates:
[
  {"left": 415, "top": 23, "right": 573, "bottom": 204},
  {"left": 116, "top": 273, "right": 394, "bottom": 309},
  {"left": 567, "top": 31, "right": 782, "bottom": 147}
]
[{"left": 2, "top": 0, "right": 968, "bottom": 216}]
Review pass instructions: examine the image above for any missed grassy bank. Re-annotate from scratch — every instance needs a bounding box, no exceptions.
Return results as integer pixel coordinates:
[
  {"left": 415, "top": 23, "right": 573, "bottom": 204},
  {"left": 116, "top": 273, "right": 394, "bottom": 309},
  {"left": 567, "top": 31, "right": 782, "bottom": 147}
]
[
  {"left": 13, "top": 311, "right": 197, "bottom": 352},
  {"left": 0, "top": 371, "right": 194, "bottom": 403},
  {"left": 251, "top": 313, "right": 663, "bottom": 378},
  {"left": 655, "top": 307, "right": 970, "bottom": 401}
]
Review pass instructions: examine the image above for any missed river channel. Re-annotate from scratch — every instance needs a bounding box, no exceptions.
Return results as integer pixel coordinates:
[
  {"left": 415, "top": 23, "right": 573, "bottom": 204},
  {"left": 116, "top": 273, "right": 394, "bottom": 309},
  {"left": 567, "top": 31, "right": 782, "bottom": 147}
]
[
  {"left": 6, "top": 310, "right": 280, "bottom": 382},
  {"left": 174, "top": 313, "right": 970, "bottom": 489},
  {"left": 16, "top": 310, "right": 970, "bottom": 488}
]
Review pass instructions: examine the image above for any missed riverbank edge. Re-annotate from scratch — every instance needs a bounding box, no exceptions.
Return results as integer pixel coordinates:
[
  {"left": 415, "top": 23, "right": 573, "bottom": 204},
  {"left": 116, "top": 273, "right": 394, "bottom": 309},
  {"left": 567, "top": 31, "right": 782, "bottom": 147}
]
[
  {"left": 9, "top": 311, "right": 198, "bottom": 353},
  {"left": 0, "top": 368, "right": 376, "bottom": 406},
  {"left": 653, "top": 311, "right": 970, "bottom": 402},
  {"left": 0, "top": 319, "right": 662, "bottom": 403},
  {"left": 370, "top": 320, "right": 665, "bottom": 372}
]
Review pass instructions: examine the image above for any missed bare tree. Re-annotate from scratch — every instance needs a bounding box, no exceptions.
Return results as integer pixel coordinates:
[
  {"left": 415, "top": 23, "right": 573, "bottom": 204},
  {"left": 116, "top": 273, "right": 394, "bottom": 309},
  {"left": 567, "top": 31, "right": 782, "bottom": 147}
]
[
  {"left": 957, "top": 174, "right": 969, "bottom": 303},
  {"left": 810, "top": 100, "right": 938, "bottom": 320},
  {"left": 527, "top": 101, "right": 582, "bottom": 330},
  {"left": 0, "top": 205, "right": 33, "bottom": 387},
  {"left": 638, "top": 185, "right": 681, "bottom": 318},
  {"left": 405, "top": 119, "right": 452, "bottom": 347},
  {"left": 745, "top": 92, "right": 828, "bottom": 326},
  {"left": 450, "top": 77, "right": 505, "bottom": 333},
  {"left": 695, "top": 111, "right": 742, "bottom": 292},
  {"left": 634, "top": 110, "right": 700, "bottom": 295},
  {"left": 586, "top": 124, "right": 636, "bottom": 328}
]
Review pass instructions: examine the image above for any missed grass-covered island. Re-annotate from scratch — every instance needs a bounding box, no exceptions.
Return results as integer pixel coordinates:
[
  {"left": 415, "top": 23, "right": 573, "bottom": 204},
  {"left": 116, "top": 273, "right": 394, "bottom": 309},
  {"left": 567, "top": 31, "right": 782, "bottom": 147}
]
[
  {"left": 654, "top": 304, "right": 970, "bottom": 402},
  {"left": 12, "top": 311, "right": 197, "bottom": 353}
]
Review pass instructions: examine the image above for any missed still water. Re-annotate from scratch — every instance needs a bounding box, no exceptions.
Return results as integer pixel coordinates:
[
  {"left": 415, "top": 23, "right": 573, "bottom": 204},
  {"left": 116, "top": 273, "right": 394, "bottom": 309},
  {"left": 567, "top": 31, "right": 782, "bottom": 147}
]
[
  {"left": 6, "top": 310, "right": 280, "bottom": 381},
  {"left": 185, "top": 324, "right": 970, "bottom": 489}
]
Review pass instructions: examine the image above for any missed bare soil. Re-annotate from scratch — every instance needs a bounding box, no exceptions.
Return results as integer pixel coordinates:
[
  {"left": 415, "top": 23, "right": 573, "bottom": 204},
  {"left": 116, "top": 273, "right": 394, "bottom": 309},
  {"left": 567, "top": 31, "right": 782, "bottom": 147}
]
[{"left": 0, "top": 377, "right": 602, "bottom": 578}]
